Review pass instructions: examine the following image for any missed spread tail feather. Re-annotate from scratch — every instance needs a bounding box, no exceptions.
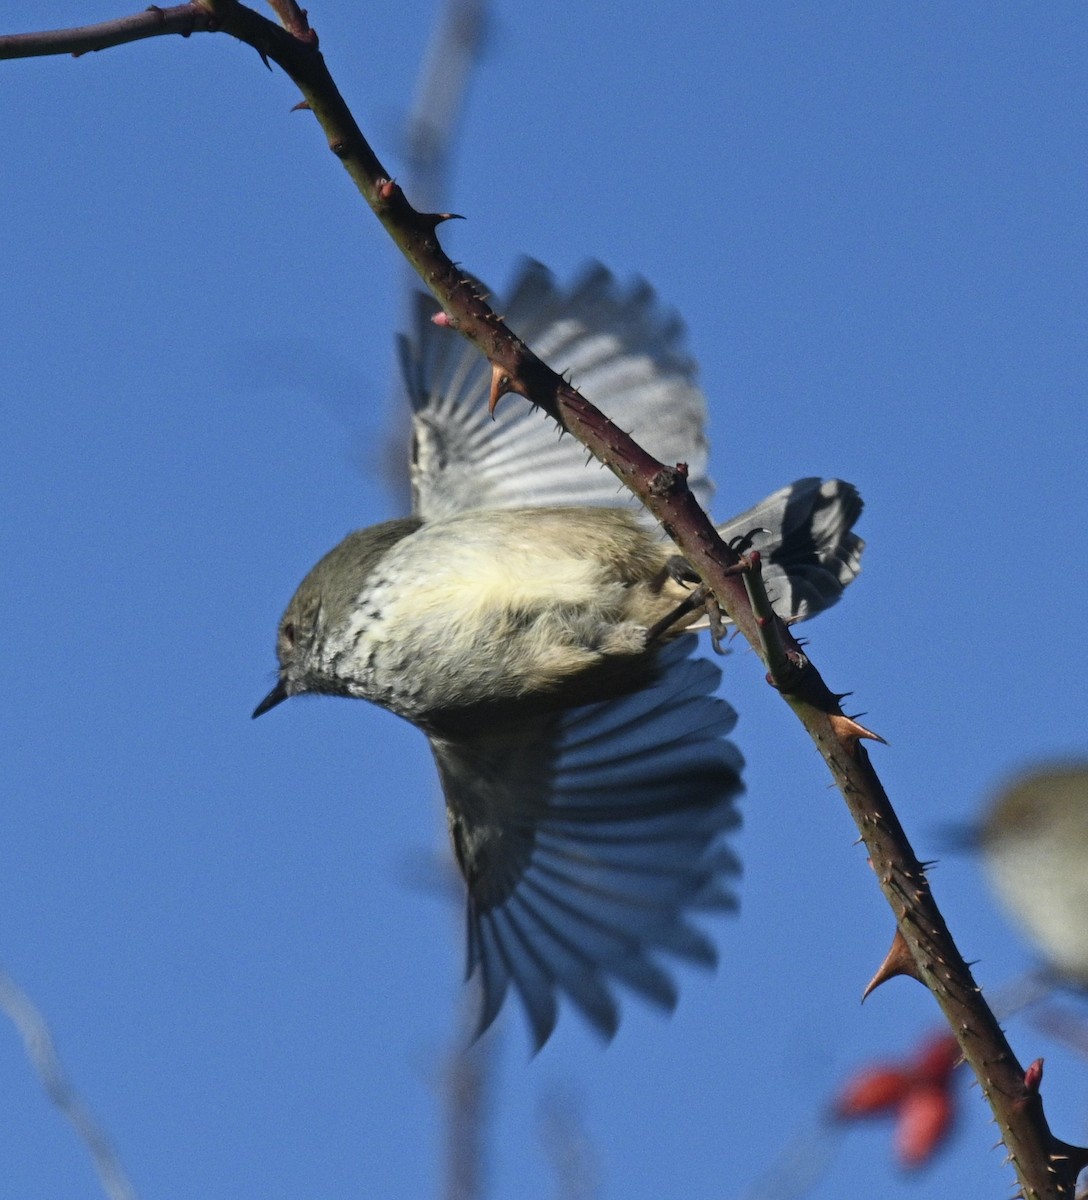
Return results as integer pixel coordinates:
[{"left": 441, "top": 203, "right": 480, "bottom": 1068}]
[{"left": 715, "top": 478, "right": 864, "bottom": 622}]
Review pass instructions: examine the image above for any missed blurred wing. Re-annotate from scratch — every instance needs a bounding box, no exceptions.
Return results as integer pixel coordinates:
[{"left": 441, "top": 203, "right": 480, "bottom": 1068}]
[
  {"left": 427, "top": 636, "right": 743, "bottom": 1051},
  {"left": 400, "top": 260, "right": 713, "bottom": 521},
  {"left": 716, "top": 478, "right": 865, "bottom": 622}
]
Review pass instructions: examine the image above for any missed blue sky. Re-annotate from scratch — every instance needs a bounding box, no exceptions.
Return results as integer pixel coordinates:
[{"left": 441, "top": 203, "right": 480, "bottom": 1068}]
[{"left": 2, "top": 3, "right": 1087, "bottom": 1198}]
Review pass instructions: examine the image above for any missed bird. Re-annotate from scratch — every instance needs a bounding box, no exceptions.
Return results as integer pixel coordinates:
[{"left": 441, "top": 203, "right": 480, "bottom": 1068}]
[
  {"left": 253, "top": 261, "right": 864, "bottom": 1049},
  {"left": 978, "top": 762, "right": 1088, "bottom": 989}
]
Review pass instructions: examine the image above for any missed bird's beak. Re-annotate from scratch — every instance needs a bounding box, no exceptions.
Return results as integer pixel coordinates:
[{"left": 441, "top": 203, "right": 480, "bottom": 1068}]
[
  {"left": 252, "top": 678, "right": 290, "bottom": 719},
  {"left": 931, "top": 820, "right": 981, "bottom": 853}
]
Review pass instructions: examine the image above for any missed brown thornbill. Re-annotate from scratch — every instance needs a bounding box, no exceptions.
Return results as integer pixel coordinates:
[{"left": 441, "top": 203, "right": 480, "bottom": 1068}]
[
  {"left": 254, "top": 262, "right": 864, "bottom": 1049},
  {"left": 980, "top": 762, "right": 1088, "bottom": 988}
]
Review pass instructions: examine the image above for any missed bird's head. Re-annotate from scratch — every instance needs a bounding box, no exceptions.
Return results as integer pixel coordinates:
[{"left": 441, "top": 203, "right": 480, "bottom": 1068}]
[{"left": 252, "top": 517, "right": 422, "bottom": 717}]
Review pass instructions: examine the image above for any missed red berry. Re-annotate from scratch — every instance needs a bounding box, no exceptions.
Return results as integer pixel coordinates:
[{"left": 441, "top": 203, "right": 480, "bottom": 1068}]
[
  {"left": 896, "top": 1084, "right": 955, "bottom": 1168},
  {"left": 835, "top": 1067, "right": 912, "bottom": 1117}
]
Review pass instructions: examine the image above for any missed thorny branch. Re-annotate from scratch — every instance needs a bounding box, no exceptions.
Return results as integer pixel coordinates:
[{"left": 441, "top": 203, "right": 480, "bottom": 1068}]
[{"left": 3, "top": 4, "right": 1086, "bottom": 1197}]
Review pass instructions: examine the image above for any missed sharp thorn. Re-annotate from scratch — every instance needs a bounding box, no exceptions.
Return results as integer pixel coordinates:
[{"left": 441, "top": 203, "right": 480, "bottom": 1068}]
[
  {"left": 862, "top": 928, "right": 925, "bottom": 1000},
  {"left": 829, "top": 712, "right": 888, "bottom": 747},
  {"left": 488, "top": 362, "right": 511, "bottom": 415}
]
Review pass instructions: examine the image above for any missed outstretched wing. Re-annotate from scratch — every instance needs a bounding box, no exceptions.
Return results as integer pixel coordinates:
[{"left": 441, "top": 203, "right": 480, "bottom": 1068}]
[
  {"left": 400, "top": 261, "right": 714, "bottom": 522},
  {"left": 427, "top": 636, "right": 743, "bottom": 1051}
]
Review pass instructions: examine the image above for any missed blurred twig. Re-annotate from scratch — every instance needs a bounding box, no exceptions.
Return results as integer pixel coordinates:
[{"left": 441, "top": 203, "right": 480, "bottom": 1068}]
[
  {"left": 1031, "top": 1002, "right": 1088, "bottom": 1063},
  {"left": 0, "top": 968, "right": 139, "bottom": 1200},
  {"left": 442, "top": 983, "right": 496, "bottom": 1200},
  {"left": 402, "top": 0, "right": 487, "bottom": 215},
  {"left": 383, "top": 0, "right": 490, "bottom": 510},
  {"left": 739, "top": 1115, "right": 843, "bottom": 1200},
  {"left": 538, "top": 1085, "right": 601, "bottom": 1200}
]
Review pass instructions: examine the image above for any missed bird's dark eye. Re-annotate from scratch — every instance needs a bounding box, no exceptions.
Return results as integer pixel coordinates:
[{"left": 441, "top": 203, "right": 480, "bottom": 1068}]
[{"left": 282, "top": 622, "right": 296, "bottom": 648}]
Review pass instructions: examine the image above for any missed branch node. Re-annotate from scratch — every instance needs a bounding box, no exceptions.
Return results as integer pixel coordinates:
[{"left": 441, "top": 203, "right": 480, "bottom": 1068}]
[
  {"left": 267, "top": 0, "right": 317, "bottom": 44},
  {"left": 647, "top": 465, "right": 688, "bottom": 498}
]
